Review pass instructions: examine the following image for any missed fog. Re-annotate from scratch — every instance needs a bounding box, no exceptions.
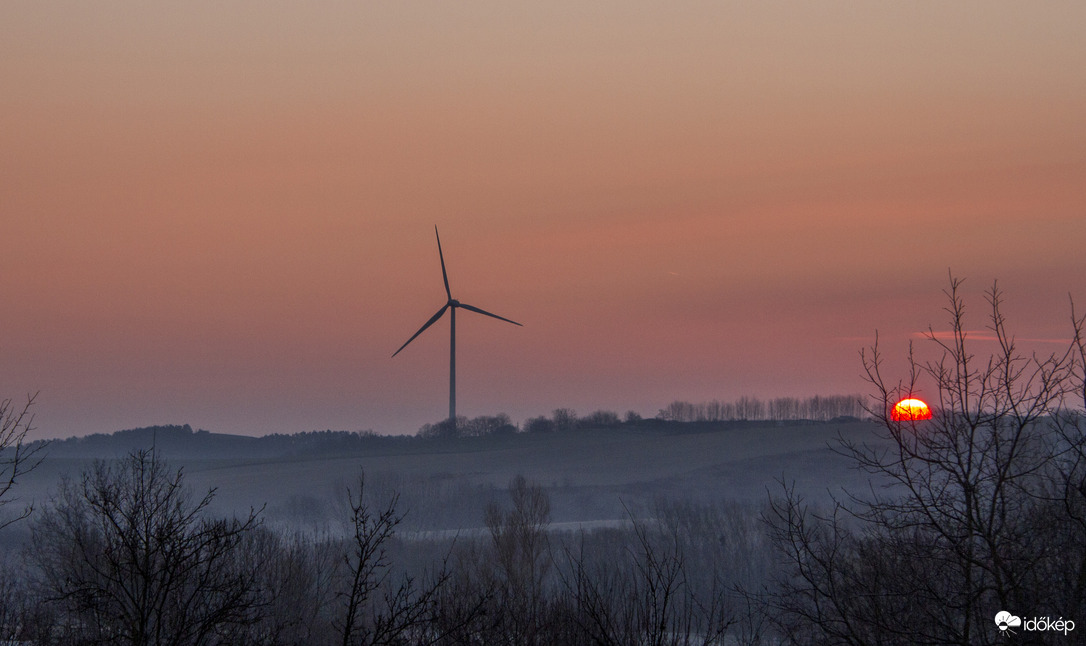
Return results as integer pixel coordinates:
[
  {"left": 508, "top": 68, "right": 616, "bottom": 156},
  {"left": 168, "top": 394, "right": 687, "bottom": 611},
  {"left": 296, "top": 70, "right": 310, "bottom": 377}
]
[{"left": 5, "top": 417, "right": 886, "bottom": 536}]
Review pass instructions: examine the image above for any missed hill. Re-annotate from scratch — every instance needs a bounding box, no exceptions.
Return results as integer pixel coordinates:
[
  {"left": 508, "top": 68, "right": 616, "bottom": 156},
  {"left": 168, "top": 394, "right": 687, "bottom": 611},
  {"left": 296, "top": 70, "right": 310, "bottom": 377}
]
[{"left": 11, "top": 419, "right": 893, "bottom": 535}]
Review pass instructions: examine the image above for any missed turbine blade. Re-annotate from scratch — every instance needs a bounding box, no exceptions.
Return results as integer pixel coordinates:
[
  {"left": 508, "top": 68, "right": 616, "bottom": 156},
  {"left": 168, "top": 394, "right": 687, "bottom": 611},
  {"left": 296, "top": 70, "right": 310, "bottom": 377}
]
[
  {"left": 435, "top": 226, "right": 451, "bottom": 300},
  {"left": 391, "top": 304, "right": 449, "bottom": 357},
  {"left": 458, "top": 302, "right": 523, "bottom": 327}
]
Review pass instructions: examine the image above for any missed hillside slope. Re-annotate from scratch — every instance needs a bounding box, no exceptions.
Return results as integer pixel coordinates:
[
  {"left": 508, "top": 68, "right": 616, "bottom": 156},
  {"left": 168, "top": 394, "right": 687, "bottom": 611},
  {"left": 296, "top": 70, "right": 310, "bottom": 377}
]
[{"left": 11, "top": 420, "right": 893, "bottom": 532}]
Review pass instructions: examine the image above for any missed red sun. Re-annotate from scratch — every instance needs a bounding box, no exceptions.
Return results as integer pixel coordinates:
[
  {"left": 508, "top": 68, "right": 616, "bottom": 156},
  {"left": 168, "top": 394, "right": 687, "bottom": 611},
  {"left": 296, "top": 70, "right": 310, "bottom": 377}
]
[{"left": 891, "top": 398, "right": 932, "bottom": 421}]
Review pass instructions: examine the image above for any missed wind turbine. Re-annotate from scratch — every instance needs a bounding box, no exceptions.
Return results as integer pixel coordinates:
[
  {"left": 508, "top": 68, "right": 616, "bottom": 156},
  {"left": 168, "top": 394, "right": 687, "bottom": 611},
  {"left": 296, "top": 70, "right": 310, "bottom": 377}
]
[{"left": 392, "top": 226, "right": 522, "bottom": 422}]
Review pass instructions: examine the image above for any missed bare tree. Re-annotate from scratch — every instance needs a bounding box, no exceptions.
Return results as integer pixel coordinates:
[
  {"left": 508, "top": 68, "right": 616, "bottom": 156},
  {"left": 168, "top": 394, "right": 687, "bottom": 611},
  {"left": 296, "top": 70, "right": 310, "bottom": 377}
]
[
  {"left": 228, "top": 527, "right": 340, "bottom": 645},
  {"left": 336, "top": 472, "right": 464, "bottom": 646},
  {"left": 563, "top": 507, "right": 735, "bottom": 646},
  {"left": 30, "top": 447, "right": 263, "bottom": 646},
  {"left": 765, "top": 276, "right": 1086, "bottom": 645},
  {"left": 0, "top": 392, "right": 46, "bottom": 527},
  {"left": 482, "top": 475, "right": 553, "bottom": 644},
  {"left": 551, "top": 409, "right": 579, "bottom": 433},
  {"left": 523, "top": 416, "right": 555, "bottom": 434}
]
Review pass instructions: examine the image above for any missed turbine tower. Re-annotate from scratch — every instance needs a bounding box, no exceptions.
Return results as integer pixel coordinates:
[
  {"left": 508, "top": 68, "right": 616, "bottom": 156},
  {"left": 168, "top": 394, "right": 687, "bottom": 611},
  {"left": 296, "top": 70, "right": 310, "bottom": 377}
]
[{"left": 392, "top": 226, "right": 522, "bottom": 422}]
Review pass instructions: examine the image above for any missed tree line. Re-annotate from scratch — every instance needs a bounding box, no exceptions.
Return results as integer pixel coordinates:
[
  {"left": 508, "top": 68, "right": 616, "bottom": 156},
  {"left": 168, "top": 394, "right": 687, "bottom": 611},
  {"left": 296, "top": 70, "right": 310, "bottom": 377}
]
[
  {"left": 418, "top": 394, "right": 867, "bottom": 440},
  {"left": 655, "top": 394, "right": 866, "bottom": 423}
]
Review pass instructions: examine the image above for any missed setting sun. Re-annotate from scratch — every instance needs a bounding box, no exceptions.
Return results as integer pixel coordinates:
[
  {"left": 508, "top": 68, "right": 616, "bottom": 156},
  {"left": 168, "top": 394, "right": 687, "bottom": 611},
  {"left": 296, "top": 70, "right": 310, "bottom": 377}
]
[{"left": 891, "top": 398, "right": 932, "bottom": 422}]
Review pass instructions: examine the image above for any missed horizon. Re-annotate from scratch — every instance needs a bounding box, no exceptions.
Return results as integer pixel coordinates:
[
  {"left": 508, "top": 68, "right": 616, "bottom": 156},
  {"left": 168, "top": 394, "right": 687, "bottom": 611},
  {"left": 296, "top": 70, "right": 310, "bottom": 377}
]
[
  {"left": 33, "top": 392, "right": 872, "bottom": 442},
  {"left": 3, "top": 2, "right": 1084, "bottom": 439}
]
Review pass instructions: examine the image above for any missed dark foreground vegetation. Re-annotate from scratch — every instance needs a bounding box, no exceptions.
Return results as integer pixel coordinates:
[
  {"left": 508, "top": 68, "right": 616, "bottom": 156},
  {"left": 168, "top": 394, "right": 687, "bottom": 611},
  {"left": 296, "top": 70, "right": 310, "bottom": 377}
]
[
  {"left": 1, "top": 276, "right": 1085, "bottom": 645},
  {"left": 2, "top": 445, "right": 772, "bottom": 645}
]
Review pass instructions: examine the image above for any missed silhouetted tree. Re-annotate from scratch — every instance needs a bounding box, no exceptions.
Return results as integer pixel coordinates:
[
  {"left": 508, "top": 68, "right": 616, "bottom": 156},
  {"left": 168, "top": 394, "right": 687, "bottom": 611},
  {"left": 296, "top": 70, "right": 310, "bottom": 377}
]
[
  {"left": 765, "top": 276, "right": 1086, "bottom": 645},
  {"left": 552, "top": 408, "right": 578, "bottom": 433},
  {"left": 232, "top": 527, "right": 339, "bottom": 645},
  {"left": 335, "top": 472, "right": 458, "bottom": 646},
  {"left": 417, "top": 417, "right": 466, "bottom": 439},
  {"left": 0, "top": 393, "right": 46, "bottom": 528},
  {"left": 562, "top": 505, "right": 738, "bottom": 646},
  {"left": 483, "top": 475, "right": 553, "bottom": 644},
  {"left": 461, "top": 414, "right": 517, "bottom": 437},
  {"left": 30, "top": 447, "right": 263, "bottom": 646},
  {"left": 523, "top": 416, "right": 555, "bottom": 434},
  {"left": 581, "top": 410, "right": 621, "bottom": 429}
]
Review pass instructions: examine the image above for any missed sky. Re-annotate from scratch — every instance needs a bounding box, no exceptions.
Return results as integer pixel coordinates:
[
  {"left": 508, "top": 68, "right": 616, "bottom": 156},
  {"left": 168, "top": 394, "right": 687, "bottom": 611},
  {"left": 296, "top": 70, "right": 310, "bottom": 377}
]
[{"left": 2, "top": 2, "right": 1085, "bottom": 439}]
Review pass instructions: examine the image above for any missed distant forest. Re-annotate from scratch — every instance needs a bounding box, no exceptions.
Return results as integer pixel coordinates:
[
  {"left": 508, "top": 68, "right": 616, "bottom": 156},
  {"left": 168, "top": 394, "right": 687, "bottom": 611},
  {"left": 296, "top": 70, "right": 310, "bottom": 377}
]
[
  {"left": 653, "top": 394, "right": 865, "bottom": 424},
  {"left": 36, "top": 394, "right": 867, "bottom": 455},
  {"left": 423, "top": 393, "right": 866, "bottom": 438}
]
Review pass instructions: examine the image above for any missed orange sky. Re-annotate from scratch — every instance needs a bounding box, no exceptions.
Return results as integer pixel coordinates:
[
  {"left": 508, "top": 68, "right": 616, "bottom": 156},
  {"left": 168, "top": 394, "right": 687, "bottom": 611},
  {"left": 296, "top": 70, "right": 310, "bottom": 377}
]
[{"left": 2, "top": 2, "right": 1084, "bottom": 437}]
